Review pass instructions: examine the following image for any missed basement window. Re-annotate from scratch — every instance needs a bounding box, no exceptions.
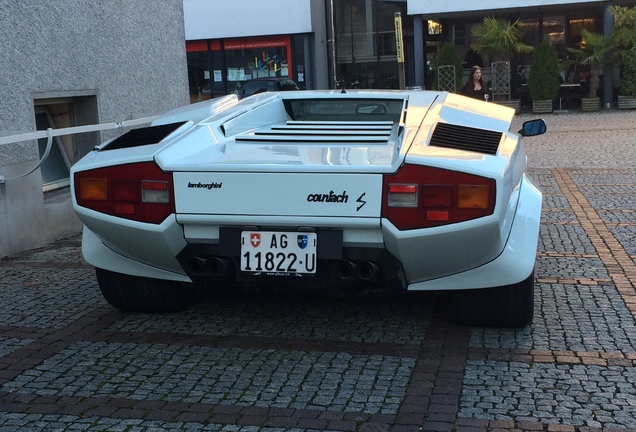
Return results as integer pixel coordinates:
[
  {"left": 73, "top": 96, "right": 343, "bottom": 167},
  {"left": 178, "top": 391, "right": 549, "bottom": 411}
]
[{"left": 34, "top": 95, "right": 99, "bottom": 192}]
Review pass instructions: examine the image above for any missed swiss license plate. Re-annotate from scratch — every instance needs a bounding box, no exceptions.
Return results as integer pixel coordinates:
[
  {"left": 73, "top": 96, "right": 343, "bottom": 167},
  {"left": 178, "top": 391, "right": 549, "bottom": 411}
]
[{"left": 240, "top": 231, "right": 317, "bottom": 275}]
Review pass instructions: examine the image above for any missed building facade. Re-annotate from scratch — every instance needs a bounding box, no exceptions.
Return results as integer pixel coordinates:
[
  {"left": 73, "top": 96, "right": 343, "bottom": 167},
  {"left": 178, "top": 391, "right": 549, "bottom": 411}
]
[
  {"left": 408, "top": 0, "right": 634, "bottom": 106},
  {"left": 183, "top": 0, "right": 329, "bottom": 100},
  {"left": 0, "top": 0, "right": 190, "bottom": 258},
  {"left": 184, "top": 0, "right": 635, "bottom": 107}
]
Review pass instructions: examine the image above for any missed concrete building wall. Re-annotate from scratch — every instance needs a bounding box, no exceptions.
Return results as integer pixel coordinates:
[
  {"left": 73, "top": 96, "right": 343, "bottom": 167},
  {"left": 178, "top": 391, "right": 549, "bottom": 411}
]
[
  {"left": 0, "top": 0, "right": 190, "bottom": 258},
  {"left": 184, "top": 0, "right": 316, "bottom": 40}
]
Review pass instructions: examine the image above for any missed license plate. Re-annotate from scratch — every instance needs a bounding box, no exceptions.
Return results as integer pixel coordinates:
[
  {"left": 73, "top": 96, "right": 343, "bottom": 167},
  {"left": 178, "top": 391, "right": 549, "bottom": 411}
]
[{"left": 240, "top": 231, "right": 317, "bottom": 275}]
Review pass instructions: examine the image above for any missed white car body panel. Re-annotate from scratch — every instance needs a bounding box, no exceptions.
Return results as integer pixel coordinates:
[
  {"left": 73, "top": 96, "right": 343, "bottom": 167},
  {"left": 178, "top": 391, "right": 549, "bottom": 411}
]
[
  {"left": 173, "top": 172, "right": 382, "bottom": 217},
  {"left": 72, "top": 89, "right": 543, "bottom": 295},
  {"left": 408, "top": 174, "right": 542, "bottom": 289}
]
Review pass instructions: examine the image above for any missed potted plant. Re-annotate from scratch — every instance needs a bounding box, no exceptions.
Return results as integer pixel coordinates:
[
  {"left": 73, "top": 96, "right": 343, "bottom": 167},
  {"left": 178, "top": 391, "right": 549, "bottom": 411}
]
[
  {"left": 470, "top": 16, "right": 533, "bottom": 104},
  {"left": 610, "top": 5, "right": 636, "bottom": 108},
  {"left": 432, "top": 42, "right": 463, "bottom": 93},
  {"left": 566, "top": 29, "right": 615, "bottom": 111},
  {"left": 527, "top": 40, "right": 561, "bottom": 113},
  {"left": 618, "top": 50, "right": 636, "bottom": 108}
]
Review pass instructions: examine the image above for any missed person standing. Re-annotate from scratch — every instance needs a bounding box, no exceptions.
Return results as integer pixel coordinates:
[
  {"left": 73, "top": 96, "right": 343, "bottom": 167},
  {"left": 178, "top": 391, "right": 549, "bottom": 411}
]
[
  {"left": 512, "top": 66, "right": 530, "bottom": 107},
  {"left": 460, "top": 65, "right": 490, "bottom": 101}
]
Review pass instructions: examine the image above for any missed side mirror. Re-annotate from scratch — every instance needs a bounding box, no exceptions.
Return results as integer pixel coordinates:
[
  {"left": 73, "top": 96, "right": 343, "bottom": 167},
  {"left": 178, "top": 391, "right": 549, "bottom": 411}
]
[{"left": 519, "top": 119, "right": 547, "bottom": 137}]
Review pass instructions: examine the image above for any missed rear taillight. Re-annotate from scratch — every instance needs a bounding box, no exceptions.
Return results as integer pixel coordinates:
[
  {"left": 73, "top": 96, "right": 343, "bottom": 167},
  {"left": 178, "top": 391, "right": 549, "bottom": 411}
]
[
  {"left": 382, "top": 164, "right": 495, "bottom": 230},
  {"left": 74, "top": 162, "right": 174, "bottom": 224}
]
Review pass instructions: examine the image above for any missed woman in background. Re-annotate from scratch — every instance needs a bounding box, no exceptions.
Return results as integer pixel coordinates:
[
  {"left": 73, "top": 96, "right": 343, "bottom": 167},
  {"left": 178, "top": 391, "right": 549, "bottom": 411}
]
[{"left": 460, "top": 65, "right": 489, "bottom": 101}]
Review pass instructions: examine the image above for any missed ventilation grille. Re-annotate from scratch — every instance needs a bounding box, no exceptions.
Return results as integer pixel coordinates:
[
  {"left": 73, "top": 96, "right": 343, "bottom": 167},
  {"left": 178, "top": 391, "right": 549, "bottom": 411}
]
[
  {"left": 429, "top": 122, "right": 503, "bottom": 155},
  {"left": 103, "top": 122, "right": 186, "bottom": 151},
  {"left": 234, "top": 121, "right": 396, "bottom": 145}
]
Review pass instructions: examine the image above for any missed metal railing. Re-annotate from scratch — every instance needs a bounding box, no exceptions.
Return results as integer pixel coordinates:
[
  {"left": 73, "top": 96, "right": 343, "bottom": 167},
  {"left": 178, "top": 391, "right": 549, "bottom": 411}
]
[{"left": 0, "top": 116, "right": 158, "bottom": 184}]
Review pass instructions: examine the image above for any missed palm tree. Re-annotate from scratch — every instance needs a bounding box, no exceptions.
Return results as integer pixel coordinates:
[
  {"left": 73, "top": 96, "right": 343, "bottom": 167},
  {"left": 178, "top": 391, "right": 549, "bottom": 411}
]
[
  {"left": 470, "top": 17, "right": 534, "bottom": 100},
  {"left": 610, "top": 5, "right": 636, "bottom": 53},
  {"left": 566, "top": 29, "right": 615, "bottom": 98},
  {"left": 470, "top": 17, "right": 534, "bottom": 61}
]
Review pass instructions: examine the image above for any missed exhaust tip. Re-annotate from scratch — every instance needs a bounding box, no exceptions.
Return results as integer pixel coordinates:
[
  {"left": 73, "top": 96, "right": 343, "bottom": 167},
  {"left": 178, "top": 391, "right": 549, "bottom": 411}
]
[
  {"left": 186, "top": 257, "right": 208, "bottom": 276},
  {"left": 355, "top": 260, "right": 380, "bottom": 281},
  {"left": 206, "top": 257, "right": 233, "bottom": 277},
  {"left": 335, "top": 260, "right": 356, "bottom": 279}
]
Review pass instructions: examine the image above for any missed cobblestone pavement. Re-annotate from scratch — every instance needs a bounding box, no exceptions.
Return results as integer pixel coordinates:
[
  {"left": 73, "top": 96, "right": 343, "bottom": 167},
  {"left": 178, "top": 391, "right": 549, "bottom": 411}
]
[{"left": 1, "top": 110, "right": 635, "bottom": 431}]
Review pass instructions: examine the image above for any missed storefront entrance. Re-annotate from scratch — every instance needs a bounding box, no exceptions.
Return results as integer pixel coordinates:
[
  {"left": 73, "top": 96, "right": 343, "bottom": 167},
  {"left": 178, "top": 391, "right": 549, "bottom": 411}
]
[{"left": 187, "top": 35, "right": 297, "bottom": 103}]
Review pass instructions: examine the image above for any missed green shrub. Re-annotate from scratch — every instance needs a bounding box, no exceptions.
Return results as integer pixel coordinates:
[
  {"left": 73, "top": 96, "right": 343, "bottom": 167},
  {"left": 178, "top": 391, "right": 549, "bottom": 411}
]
[
  {"left": 432, "top": 42, "right": 463, "bottom": 92},
  {"left": 527, "top": 41, "right": 560, "bottom": 101},
  {"left": 619, "top": 50, "right": 636, "bottom": 97}
]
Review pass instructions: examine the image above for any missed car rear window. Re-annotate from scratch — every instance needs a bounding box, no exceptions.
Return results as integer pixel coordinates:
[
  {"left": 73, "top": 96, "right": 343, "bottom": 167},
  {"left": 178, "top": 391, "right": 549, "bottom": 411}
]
[{"left": 286, "top": 99, "right": 405, "bottom": 122}]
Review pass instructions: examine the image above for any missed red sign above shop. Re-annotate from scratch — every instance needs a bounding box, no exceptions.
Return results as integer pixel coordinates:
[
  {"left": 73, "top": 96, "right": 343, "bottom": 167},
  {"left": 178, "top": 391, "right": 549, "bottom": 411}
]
[
  {"left": 186, "top": 36, "right": 290, "bottom": 52},
  {"left": 224, "top": 36, "right": 289, "bottom": 50}
]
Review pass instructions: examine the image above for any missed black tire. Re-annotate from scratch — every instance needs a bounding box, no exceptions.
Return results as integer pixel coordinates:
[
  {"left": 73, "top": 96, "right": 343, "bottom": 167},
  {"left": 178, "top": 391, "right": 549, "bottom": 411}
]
[
  {"left": 453, "top": 271, "right": 535, "bottom": 328},
  {"left": 96, "top": 268, "right": 194, "bottom": 313}
]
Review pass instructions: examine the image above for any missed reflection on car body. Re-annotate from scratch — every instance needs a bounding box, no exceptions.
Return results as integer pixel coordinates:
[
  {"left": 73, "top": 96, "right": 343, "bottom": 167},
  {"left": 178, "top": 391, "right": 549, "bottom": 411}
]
[{"left": 236, "top": 77, "right": 300, "bottom": 99}]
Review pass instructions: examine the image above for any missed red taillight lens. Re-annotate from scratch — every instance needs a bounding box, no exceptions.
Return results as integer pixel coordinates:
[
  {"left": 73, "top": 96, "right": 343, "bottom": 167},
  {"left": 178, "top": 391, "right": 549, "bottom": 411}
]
[
  {"left": 382, "top": 164, "right": 495, "bottom": 230},
  {"left": 74, "top": 162, "right": 174, "bottom": 224}
]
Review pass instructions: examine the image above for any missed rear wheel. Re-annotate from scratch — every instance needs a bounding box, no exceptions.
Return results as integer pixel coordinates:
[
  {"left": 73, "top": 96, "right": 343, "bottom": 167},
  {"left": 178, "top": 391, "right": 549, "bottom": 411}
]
[
  {"left": 96, "top": 268, "right": 194, "bottom": 313},
  {"left": 453, "top": 271, "right": 535, "bottom": 328}
]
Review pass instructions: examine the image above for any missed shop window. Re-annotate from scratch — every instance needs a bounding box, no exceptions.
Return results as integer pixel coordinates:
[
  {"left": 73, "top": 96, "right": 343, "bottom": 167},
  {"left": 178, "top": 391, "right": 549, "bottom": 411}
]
[
  {"left": 187, "top": 50, "right": 212, "bottom": 103},
  {"left": 428, "top": 20, "right": 442, "bottom": 35},
  {"left": 544, "top": 16, "right": 566, "bottom": 56},
  {"left": 226, "top": 46, "right": 289, "bottom": 85},
  {"left": 452, "top": 25, "right": 467, "bottom": 47},
  {"left": 34, "top": 96, "right": 99, "bottom": 192},
  {"left": 517, "top": 18, "right": 540, "bottom": 66},
  {"left": 222, "top": 38, "right": 292, "bottom": 94},
  {"left": 568, "top": 17, "right": 595, "bottom": 47}
]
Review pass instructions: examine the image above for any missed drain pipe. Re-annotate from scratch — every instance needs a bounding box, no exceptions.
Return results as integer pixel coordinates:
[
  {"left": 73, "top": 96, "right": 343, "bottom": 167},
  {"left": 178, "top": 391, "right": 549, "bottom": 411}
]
[
  {"left": 327, "top": 0, "right": 338, "bottom": 88},
  {"left": 0, "top": 128, "right": 53, "bottom": 183}
]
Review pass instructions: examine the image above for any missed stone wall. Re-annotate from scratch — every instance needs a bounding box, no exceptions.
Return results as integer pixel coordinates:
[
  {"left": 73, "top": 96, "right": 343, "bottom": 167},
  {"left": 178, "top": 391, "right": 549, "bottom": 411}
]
[{"left": 0, "top": 0, "right": 189, "bottom": 257}]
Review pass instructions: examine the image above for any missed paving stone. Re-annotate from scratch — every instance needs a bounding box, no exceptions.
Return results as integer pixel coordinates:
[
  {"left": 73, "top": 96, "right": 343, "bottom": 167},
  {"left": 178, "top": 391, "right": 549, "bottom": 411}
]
[{"left": 1, "top": 110, "right": 635, "bottom": 431}]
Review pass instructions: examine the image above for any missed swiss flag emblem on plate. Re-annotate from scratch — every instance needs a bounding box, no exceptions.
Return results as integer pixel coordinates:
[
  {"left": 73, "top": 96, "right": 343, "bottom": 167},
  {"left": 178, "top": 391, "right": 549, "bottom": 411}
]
[{"left": 250, "top": 233, "right": 261, "bottom": 247}]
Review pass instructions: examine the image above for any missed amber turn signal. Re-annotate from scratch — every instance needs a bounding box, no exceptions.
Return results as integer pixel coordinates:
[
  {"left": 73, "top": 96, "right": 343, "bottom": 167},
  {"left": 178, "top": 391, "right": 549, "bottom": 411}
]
[{"left": 79, "top": 178, "right": 107, "bottom": 201}]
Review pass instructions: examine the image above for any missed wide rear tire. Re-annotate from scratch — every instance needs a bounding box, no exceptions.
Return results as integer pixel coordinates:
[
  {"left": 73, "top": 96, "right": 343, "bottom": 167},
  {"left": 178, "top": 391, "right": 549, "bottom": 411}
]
[
  {"left": 96, "top": 268, "right": 194, "bottom": 313},
  {"left": 453, "top": 271, "right": 535, "bottom": 328}
]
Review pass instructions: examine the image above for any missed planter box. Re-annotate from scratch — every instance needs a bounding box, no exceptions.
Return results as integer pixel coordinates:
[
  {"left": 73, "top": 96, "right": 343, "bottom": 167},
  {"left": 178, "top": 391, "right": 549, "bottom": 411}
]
[
  {"left": 618, "top": 95, "right": 636, "bottom": 109},
  {"left": 580, "top": 97, "right": 600, "bottom": 112},
  {"left": 495, "top": 99, "right": 520, "bottom": 113},
  {"left": 532, "top": 100, "right": 553, "bottom": 114}
]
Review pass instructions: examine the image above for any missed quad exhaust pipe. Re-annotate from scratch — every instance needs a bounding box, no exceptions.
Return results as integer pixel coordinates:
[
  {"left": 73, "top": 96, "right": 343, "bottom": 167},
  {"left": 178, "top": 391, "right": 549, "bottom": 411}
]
[
  {"left": 187, "top": 257, "right": 379, "bottom": 282},
  {"left": 355, "top": 260, "right": 380, "bottom": 281}
]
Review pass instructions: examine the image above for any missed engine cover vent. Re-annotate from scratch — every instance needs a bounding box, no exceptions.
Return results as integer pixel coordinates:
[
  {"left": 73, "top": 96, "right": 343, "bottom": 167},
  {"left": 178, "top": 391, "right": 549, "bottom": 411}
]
[
  {"left": 103, "top": 122, "right": 186, "bottom": 151},
  {"left": 430, "top": 122, "right": 503, "bottom": 155}
]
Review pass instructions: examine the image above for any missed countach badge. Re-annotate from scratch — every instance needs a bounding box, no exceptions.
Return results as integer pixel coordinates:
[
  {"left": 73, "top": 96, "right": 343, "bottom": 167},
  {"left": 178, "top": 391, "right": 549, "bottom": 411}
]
[{"left": 306, "top": 190, "right": 348, "bottom": 203}]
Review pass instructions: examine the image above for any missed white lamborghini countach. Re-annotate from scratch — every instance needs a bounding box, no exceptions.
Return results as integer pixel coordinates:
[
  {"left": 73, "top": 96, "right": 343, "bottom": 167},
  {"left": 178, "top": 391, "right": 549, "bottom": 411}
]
[{"left": 71, "top": 90, "right": 546, "bottom": 327}]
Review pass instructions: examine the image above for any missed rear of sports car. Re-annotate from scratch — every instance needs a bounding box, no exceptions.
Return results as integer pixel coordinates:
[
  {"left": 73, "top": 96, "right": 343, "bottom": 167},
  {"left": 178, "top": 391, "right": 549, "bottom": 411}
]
[{"left": 72, "top": 90, "right": 545, "bottom": 327}]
